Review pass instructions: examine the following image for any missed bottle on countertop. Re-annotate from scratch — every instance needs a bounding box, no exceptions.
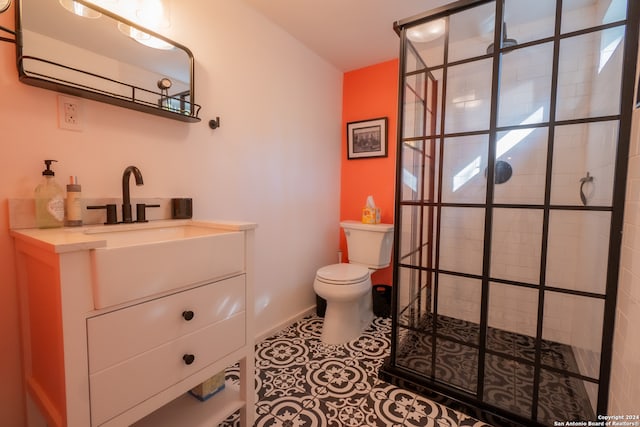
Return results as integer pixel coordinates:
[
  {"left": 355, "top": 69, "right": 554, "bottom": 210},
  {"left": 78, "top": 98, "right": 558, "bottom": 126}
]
[
  {"left": 65, "top": 176, "right": 82, "bottom": 227},
  {"left": 34, "top": 159, "right": 65, "bottom": 229}
]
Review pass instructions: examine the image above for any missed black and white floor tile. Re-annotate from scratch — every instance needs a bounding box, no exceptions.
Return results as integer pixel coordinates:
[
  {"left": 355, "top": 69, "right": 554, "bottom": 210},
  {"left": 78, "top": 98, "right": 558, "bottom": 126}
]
[{"left": 219, "top": 315, "right": 491, "bottom": 427}]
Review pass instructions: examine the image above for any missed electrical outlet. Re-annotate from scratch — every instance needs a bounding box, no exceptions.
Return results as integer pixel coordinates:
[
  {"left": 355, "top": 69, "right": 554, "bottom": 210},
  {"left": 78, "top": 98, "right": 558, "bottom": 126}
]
[{"left": 58, "top": 95, "right": 83, "bottom": 131}]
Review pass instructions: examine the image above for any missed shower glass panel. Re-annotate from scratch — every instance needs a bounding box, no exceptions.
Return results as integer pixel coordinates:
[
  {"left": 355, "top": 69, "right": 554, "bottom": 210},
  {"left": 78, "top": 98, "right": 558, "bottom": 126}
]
[
  {"left": 542, "top": 292, "right": 604, "bottom": 379},
  {"left": 403, "top": 74, "right": 425, "bottom": 140},
  {"left": 382, "top": 0, "right": 638, "bottom": 425},
  {"left": 561, "top": 0, "right": 628, "bottom": 34},
  {"left": 438, "top": 275, "right": 482, "bottom": 337},
  {"left": 551, "top": 121, "right": 619, "bottom": 206},
  {"left": 484, "top": 354, "right": 534, "bottom": 417},
  {"left": 396, "top": 267, "right": 431, "bottom": 326},
  {"left": 497, "top": 42, "right": 553, "bottom": 127},
  {"left": 493, "top": 127, "right": 548, "bottom": 205},
  {"left": 406, "top": 23, "right": 446, "bottom": 68},
  {"left": 441, "top": 135, "right": 488, "bottom": 204},
  {"left": 540, "top": 291, "right": 605, "bottom": 425},
  {"left": 556, "top": 28, "right": 625, "bottom": 121},
  {"left": 400, "top": 142, "right": 424, "bottom": 201},
  {"left": 490, "top": 209, "right": 543, "bottom": 284},
  {"left": 487, "top": 283, "right": 539, "bottom": 360},
  {"left": 445, "top": 59, "right": 493, "bottom": 134},
  {"left": 404, "top": 36, "right": 423, "bottom": 74},
  {"left": 439, "top": 207, "right": 485, "bottom": 276},
  {"left": 546, "top": 211, "right": 610, "bottom": 294},
  {"left": 436, "top": 337, "right": 479, "bottom": 393},
  {"left": 398, "top": 205, "right": 421, "bottom": 260},
  {"left": 504, "top": 0, "right": 556, "bottom": 44},
  {"left": 448, "top": 1, "right": 495, "bottom": 62},
  {"left": 398, "top": 205, "right": 435, "bottom": 269}
]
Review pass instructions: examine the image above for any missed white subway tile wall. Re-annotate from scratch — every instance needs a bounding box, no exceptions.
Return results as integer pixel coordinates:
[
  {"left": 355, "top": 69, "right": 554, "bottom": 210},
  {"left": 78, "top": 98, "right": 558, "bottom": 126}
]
[{"left": 610, "top": 57, "right": 640, "bottom": 414}]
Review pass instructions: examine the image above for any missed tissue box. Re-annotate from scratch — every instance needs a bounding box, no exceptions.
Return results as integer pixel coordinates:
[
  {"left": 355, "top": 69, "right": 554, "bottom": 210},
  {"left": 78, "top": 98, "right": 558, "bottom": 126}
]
[
  {"left": 362, "top": 207, "right": 381, "bottom": 224},
  {"left": 188, "top": 370, "right": 226, "bottom": 401}
]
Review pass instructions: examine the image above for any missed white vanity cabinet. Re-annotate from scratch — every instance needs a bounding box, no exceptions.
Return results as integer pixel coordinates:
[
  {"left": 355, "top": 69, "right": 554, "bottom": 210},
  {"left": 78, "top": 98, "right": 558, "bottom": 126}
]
[{"left": 11, "top": 220, "right": 256, "bottom": 427}]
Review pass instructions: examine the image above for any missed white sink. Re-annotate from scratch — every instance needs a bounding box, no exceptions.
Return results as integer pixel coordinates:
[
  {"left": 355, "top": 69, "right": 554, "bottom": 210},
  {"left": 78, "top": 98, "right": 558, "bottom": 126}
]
[
  {"left": 85, "top": 223, "right": 225, "bottom": 247},
  {"left": 87, "top": 222, "right": 245, "bottom": 309}
]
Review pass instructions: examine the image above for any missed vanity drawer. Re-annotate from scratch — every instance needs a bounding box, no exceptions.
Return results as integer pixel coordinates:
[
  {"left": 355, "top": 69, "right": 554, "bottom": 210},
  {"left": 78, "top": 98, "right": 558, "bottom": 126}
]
[
  {"left": 87, "top": 274, "right": 245, "bottom": 374},
  {"left": 92, "top": 230, "right": 245, "bottom": 309},
  {"left": 89, "top": 312, "right": 245, "bottom": 426}
]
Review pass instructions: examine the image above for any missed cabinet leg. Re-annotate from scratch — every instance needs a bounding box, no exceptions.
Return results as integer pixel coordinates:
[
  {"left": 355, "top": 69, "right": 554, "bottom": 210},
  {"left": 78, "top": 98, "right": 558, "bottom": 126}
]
[{"left": 238, "top": 355, "right": 255, "bottom": 426}]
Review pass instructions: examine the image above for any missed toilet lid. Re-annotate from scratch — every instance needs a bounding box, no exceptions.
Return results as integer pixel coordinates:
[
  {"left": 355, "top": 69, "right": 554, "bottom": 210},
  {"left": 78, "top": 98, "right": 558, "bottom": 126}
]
[{"left": 316, "top": 263, "right": 370, "bottom": 285}]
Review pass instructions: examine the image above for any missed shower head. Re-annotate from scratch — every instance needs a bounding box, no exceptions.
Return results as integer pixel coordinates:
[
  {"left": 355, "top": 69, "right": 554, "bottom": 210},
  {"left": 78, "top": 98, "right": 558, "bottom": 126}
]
[{"left": 487, "top": 22, "right": 518, "bottom": 54}]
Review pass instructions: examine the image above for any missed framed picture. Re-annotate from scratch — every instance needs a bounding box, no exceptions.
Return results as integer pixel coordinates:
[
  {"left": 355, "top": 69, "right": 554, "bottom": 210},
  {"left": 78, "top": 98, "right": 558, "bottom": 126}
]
[{"left": 347, "top": 117, "right": 388, "bottom": 159}]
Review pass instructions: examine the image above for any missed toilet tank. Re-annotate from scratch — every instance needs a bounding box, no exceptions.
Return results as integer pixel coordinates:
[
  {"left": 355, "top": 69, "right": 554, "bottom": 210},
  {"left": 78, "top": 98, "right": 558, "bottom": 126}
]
[{"left": 340, "top": 220, "right": 394, "bottom": 269}]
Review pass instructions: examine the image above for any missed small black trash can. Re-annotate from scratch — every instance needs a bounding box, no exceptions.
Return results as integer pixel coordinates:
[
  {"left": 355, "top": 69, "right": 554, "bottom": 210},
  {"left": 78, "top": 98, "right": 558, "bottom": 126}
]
[
  {"left": 316, "top": 294, "right": 326, "bottom": 317},
  {"left": 372, "top": 284, "right": 392, "bottom": 317}
]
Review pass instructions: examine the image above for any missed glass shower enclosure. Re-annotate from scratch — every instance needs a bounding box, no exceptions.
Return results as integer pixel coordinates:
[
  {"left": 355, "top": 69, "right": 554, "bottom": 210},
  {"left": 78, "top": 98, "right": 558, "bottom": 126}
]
[{"left": 379, "top": 0, "right": 639, "bottom": 425}]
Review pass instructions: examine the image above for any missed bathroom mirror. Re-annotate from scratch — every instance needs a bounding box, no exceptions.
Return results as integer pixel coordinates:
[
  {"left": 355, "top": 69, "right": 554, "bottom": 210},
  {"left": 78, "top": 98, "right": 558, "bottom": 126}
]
[{"left": 16, "top": 0, "right": 200, "bottom": 122}]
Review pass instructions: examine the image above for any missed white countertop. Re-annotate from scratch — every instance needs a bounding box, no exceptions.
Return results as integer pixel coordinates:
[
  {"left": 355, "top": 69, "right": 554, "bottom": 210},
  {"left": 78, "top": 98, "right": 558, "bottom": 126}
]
[{"left": 10, "top": 219, "right": 257, "bottom": 254}]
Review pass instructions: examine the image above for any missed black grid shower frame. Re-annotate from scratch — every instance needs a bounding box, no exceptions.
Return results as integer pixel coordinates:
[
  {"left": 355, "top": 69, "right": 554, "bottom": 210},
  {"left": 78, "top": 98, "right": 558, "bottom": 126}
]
[
  {"left": 384, "top": 0, "right": 640, "bottom": 425},
  {"left": 396, "top": 40, "right": 440, "bottom": 336},
  {"left": 398, "top": 71, "right": 430, "bottom": 325}
]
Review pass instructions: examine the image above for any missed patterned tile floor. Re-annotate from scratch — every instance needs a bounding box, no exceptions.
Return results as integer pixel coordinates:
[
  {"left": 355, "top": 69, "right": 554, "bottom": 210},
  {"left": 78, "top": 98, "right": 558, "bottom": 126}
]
[{"left": 219, "top": 315, "right": 492, "bottom": 427}]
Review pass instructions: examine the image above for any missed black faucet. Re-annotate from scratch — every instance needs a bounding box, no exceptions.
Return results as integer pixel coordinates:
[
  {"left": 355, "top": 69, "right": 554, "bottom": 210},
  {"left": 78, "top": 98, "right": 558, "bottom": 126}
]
[{"left": 122, "top": 166, "right": 144, "bottom": 223}]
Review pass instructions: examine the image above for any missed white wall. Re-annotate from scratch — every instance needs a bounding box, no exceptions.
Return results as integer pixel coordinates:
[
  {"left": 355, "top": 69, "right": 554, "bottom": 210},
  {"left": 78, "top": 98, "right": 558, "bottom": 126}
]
[{"left": 0, "top": 1, "right": 342, "bottom": 425}]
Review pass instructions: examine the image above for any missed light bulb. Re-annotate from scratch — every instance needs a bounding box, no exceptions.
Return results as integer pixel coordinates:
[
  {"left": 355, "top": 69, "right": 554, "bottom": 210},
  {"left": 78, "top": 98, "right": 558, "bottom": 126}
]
[
  {"left": 117, "top": 23, "right": 174, "bottom": 50},
  {"left": 59, "top": 0, "right": 101, "bottom": 19}
]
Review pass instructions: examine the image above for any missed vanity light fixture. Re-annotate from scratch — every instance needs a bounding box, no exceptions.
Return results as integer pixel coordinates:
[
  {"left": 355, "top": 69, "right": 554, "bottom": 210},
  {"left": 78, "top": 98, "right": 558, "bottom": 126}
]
[
  {"left": 59, "top": 0, "right": 173, "bottom": 50},
  {"left": 59, "top": 0, "right": 101, "bottom": 18},
  {"left": 115, "top": 0, "right": 174, "bottom": 50},
  {"left": 136, "top": 0, "right": 170, "bottom": 30},
  {"left": 117, "top": 22, "right": 174, "bottom": 50}
]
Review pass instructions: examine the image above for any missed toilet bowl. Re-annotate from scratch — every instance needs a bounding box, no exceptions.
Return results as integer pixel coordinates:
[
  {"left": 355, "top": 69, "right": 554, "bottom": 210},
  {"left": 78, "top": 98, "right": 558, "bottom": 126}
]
[{"left": 314, "top": 263, "right": 373, "bottom": 344}]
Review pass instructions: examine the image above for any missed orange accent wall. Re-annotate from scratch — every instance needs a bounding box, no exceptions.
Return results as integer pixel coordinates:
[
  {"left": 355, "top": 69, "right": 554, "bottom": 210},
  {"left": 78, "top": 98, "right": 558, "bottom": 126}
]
[{"left": 340, "top": 59, "right": 398, "bottom": 285}]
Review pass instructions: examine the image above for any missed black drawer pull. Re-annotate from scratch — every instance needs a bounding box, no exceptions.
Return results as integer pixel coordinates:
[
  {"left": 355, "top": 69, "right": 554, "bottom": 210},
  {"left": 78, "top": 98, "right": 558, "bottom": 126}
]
[
  {"left": 182, "top": 354, "right": 195, "bottom": 365},
  {"left": 182, "top": 310, "right": 195, "bottom": 321}
]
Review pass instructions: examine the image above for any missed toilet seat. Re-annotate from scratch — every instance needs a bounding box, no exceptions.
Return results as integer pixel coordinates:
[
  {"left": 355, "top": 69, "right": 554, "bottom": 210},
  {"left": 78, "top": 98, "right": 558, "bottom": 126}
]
[{"left": 316, "top": 263, "right": 370, "bottom": 285}]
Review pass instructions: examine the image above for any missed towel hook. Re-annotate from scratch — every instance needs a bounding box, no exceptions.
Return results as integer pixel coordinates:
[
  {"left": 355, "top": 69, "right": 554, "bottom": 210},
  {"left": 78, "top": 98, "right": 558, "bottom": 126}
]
[{"left": 209, "top": 117, "right": 220, "bottom": 129}]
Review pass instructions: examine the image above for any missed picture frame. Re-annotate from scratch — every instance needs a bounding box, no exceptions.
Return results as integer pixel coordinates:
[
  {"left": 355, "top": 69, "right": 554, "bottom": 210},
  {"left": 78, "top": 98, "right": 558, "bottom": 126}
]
[{"left": 347, "top": 117, "right": 388, "bottom": 159}]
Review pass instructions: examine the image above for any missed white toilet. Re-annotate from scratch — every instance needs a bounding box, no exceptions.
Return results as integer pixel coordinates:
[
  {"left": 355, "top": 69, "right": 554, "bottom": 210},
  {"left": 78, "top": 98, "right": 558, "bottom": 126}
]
[{"left": 314, "top": 220, "right": 394, "bottom": 344}]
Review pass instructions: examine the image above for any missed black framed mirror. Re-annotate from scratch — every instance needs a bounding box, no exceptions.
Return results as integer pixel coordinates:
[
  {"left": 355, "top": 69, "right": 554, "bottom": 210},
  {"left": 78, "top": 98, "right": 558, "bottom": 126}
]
[{"left": 16, "top": 0, "right": 200, "bottom": 122}]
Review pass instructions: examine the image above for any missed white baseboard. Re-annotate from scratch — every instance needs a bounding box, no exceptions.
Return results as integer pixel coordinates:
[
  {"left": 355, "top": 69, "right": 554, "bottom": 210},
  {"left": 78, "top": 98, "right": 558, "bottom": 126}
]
[{"left": 255, "top": 305, "right": 317, "bottom": 342}]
